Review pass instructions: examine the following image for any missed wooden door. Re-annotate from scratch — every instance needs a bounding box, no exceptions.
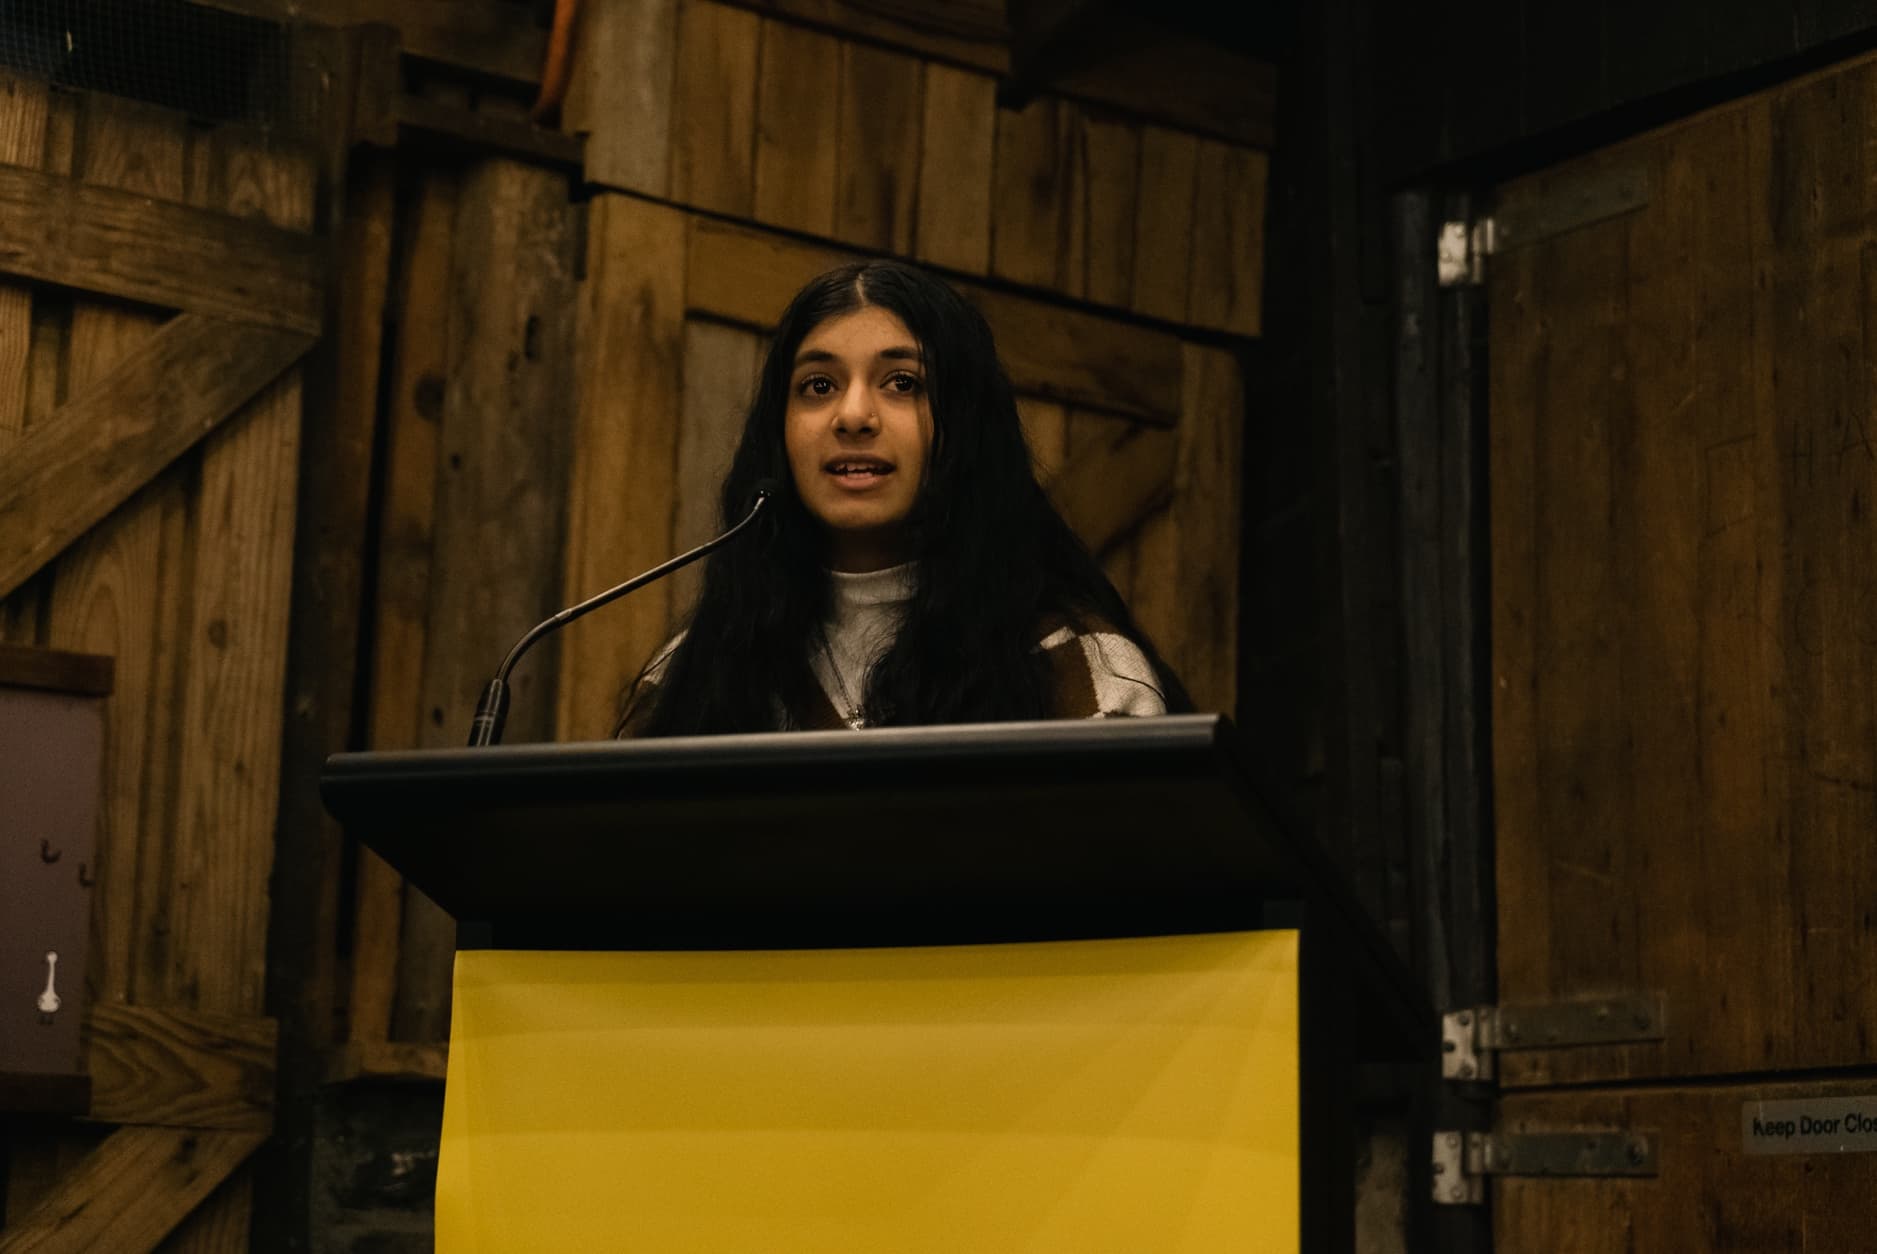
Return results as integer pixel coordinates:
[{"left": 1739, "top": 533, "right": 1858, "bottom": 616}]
[{"left": 1488, "top": 50, "right": 1877, "bottom": 1249}]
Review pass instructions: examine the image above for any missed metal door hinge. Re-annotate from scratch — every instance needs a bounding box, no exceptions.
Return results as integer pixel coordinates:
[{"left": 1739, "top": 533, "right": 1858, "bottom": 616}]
[
  {"left": 1432, "top": 1130, "right": 1659, "bottom": 1204},
  {"left": 1442, "top": 994, "right": 1666, "bottom": 1081},
  {"left": 1437, "top": 217, "right": 1495, "bottom": 287}
]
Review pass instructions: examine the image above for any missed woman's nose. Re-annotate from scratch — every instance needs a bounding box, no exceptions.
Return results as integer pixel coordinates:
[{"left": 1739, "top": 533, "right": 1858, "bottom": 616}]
[{"left": 833, "top": 398, "right": 878, "bottom": 434}]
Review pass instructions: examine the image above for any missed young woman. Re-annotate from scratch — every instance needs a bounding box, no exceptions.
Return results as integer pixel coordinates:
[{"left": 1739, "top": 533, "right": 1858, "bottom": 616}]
[{"left": 618, "top": 259, "right": 1190, "bottom": 736}]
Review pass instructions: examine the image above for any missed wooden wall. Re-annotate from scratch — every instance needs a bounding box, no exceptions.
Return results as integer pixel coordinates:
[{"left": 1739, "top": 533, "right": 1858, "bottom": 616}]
[
  {"left": 0, "top": 79, "right": 318, "bottom": 1251},
  {"left": 0, "top": 1, "right": 1271, "bottom": 1247},
  {"left": 1486, "top": 48, "right": 1877, "bottom": 1253},
  {"left": 336, "top": 0, "right": 1272, "bottom": 1080}
]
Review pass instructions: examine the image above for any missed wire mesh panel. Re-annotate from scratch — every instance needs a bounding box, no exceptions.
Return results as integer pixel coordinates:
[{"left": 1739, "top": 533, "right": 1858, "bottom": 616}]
[{"left": 0, "top": 0, "right": 309, "bottom": 128}]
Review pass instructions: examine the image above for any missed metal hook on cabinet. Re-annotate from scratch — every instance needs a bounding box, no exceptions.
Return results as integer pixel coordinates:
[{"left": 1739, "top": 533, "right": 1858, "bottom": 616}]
[
  {"left": 77, "top": 860, "right": 94, "bottom": 888},
  {"left": 40, "top": 838, "right": 61, "bottom": 863}
]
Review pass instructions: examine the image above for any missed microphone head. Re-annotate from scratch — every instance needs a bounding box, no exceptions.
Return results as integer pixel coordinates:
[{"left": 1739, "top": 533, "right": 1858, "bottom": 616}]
[{"left": 749, "top": 478, "right": 780, "bottom": 506}]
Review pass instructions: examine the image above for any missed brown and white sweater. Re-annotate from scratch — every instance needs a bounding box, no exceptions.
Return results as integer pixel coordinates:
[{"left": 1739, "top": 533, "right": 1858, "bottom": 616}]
[{"left": 621, "top": 563, "right": 1166, "bottom": 734}]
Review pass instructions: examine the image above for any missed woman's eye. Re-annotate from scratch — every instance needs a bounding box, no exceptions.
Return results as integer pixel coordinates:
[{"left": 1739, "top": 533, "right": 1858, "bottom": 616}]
[
  {"left": 885, "top": 372, "right": 923, "bottom": 394},
  {"left": 797, "top": 376, "right": 835, "bottom": 396}
]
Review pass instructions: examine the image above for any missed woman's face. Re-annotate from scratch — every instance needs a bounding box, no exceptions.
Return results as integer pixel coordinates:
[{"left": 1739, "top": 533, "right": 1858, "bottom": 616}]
[{"left": 784, "top": 304, "right": 934, "bottom": 572}]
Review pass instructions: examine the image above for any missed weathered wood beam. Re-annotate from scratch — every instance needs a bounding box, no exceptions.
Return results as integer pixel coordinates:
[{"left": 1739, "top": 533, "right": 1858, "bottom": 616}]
[
  {"left": 683, "top": 216, "right": 1184, "bottom": 422},
  {"left": 0, "top": 312, "right": 316, "bottom": 600},
  {"left": 183, "top": 0, "right": 548, "bottom": 85},
  {"left": 320, "top": 1041, "right": 448, "bottom": 1086},
  {"left": 0, "top": 165, "right": 324, "bottom": 335},
  {"left": 393, "top": 93, "right": 585, "bottom": 171},
  {"left": 1048, "top": 424, "right": 1177, "bottom": 555},
  {"left": 84, "top": 1004, "right": 276, "bottom": 1132},
  {"left": 0, "top": 1127, "right": 263, "bottom": 1253}
]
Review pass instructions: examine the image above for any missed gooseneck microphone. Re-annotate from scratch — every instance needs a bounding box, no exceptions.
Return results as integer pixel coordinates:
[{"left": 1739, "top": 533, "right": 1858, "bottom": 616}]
[{"left": 466, "top": 482, "right": 776, "bottom": 747}]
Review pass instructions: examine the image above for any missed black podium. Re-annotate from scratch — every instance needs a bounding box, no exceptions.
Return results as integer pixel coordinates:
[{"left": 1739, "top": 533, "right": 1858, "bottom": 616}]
[{"left": 322, "top": 714, "right": 1429, "bottom": 1252}]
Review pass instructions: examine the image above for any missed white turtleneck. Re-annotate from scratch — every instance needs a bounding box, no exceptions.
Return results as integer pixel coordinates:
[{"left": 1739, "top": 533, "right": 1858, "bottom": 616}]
[{"left": 810, "top": 563, "right": 916, "bottom": 728}]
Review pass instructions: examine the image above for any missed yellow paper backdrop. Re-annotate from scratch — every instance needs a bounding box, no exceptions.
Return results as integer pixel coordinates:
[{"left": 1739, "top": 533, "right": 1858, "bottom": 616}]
[{"left": 438, "top": 930, "right": 1299, "bottom": 1252}]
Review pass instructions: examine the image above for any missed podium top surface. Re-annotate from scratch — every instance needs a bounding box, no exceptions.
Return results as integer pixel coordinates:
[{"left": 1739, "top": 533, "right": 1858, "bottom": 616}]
[
  {"left": 323, "top": 716, "right": 1326, "bottom": 943},
  {"left": 321, "top": 715, "right": 1433, "bottom": 1057}
]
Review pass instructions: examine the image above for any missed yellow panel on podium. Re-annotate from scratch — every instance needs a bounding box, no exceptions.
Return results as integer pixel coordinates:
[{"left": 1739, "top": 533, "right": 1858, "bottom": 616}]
[{"left": 437, "top": 930, "right": 1299, "bottom": 1253}]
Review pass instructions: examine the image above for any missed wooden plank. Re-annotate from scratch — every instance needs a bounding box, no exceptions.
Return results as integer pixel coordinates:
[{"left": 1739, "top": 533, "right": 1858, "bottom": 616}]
[
  {"left": 43, "top": 95, "right": 191, "bottom": 1010},
  {"left": 1498, "top": 1078, "right": 1877, "bottom": 1253},
  {"left": 162, "top": 132, "right": 315, "bottom": 1032},
  {"left": 83, "top": 1004, "right": 275, "bottom": 1131},
  {"left": 1188, "top": 139, "right": 1267, "bottom": 335},
  {"left": 0, "top": 643, "right": 113, "bottom": 694},
  {"left": 1080, "top": 112, "right": 1139, "bottom": 308},
  {"left": 1047, "top": 423, "right": 1175, "bottom": 555},
  {"left": 1017, "top": 396, "right": 1070, "bottom": 484},
  {"left": 398, "top": 158, "right": 577, "bottom": 1038},
  {"left": 564, "top": 0, "right": 678, "bottom": 195},
  {"left": 669, "top": 0, "right": 761, "bottom": 217},
  {"left": 0, "top": 1127, "right": 262, "bottom": 1254},
  {"left": 0, "top": 314, "right": 313, "bottom": 601},
  {"left": 0, "top": 164, "right": 321, "bottom": 335},
  {"left": 714, "top": 0, "right": 1008, "bottom": 74},
  {"left": 392, "top": 93, "right": 585, "bottom": 170},
  {"left": 555, "top": 194, "right": 689, "bottom": 742},
  {"left": 834, "top": 40, "right": 923, "bottom": 254},
  {"left": 1131, "top": 127, "right": 1199, "bottom": 323},
  {"left": 991, "top": 98, "right": 1073, "bottom": 291},
  {"left": 914, "top": 63, "right": 996, "bottom": 275},
  {"left": 0, "top": 75, "right": 47, "bottom": 449},
  {"left": 685, "top": 216, "right": 1185, "bottom": 421},
  {"left": 321, "top": 1041, "right": 448, "bottom": 1086},
  {"left": 671, "top": 320, "right": 762, "bottom": 617},
  {"left": 753, "top": 19, "right": 841, "bottom": 237},
  {"left": 1164, "top": 345, "right": 1242, "bottom": 711},
  {"left": 349, "top": 168, "right": 457, "bottom": 1043}
]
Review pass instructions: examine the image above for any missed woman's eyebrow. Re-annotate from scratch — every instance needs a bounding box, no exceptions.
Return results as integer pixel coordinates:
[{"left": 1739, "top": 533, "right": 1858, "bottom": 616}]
[{"left": 792, "top": 345, "right": 922, "bottom": 367}]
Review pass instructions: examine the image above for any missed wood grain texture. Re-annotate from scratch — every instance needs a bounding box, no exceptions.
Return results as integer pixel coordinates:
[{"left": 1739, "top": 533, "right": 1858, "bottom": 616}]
[
  {"left": 0, "top": 314, "right": 313, "bottom": 601},
  {"left": 1047, "top": 423, "right": 1175, "bottom": 556},
  {"left": 398, "top": 158, "right": 578, "bottom": 1039},
  {"left": 160, "top": 132, "right": 316, "bottom": 1025},
  {"left": 1497, "top": 1079, "right": 1877, "bottom": 1254},
  {"left": 83, "top": 1004, "right": 275, "bottom": 1131},
  {"left": 0, "top": 163, "right": 322, "bottom": 335},
  {"left": 1130, "top": 127, "right": 1199, "bottom": 322},
  {"left": 0, "top": 1127, "right": 262, "bottom": 1254},
  {"left": 43, "top": 95, "right": 191, "bottom": 1010},
  {"left": 1488, "top": 62, "right": 1877, "bottom": 1086},
  {"left": 554, "top": 194, "right": 688, "bottom": 742},
  {"left": 991, "top": 98, "right": 1073, "bottom": 291},
  {"left": 562, "top": 0, "right": 678, "bottom": 195},
  {"left": 1079, "top": 113, "right": 1140, "bottom": 308},
  {"left": 1187, "top": 140, "right": 1266, "bottom": 335},
  {"left": 349, "top": 168, "right": 458, "bottom": 1044},
  {"left": 0, "top": 75, "right": 46, "bottom": 449},
  {"left": 671, "top": 320, "right": 762, "bottom": 616},
  {"left": 669, "top": 0, "right": 761, "bottom": 217},
  {"left": 914, "top": 63, "right": 996, "bottom": 274},
  {"left": 1017, "top": 396, "right": 1070, "bottom": 484},
  {"left": 753, "top": 19, "right": 841, "bottom": 237},
  {"left": 834, "top": 39, "right": 922, "bottom": 254},
  {"left": 685, "top": 216, "right": 1184, "bottom": 420},
  {"left": 321, "top": 1040, "right": 447, "bottom": 1086}
]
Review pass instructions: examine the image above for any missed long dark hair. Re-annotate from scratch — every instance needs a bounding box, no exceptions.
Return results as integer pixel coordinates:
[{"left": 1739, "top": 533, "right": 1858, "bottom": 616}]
[{"left": 624, "top": 259, "right": 1190, "bottom": 734}]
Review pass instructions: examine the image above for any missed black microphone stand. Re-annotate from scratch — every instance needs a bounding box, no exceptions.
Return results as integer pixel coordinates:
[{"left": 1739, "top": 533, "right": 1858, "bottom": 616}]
[{"left": 466, "top": 486, "right": 773, "bottom": 747}]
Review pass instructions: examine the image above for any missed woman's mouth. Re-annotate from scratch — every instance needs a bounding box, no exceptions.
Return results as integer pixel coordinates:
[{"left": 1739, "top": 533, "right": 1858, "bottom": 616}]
[{"left": 825, "top": 457, "right": 895, "bottom": 481}]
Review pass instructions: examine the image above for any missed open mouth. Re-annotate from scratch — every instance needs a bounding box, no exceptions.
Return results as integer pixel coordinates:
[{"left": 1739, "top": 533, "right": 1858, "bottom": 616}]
[{"left": 825, "top": 457, "right": 895, "bottom": 479}]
